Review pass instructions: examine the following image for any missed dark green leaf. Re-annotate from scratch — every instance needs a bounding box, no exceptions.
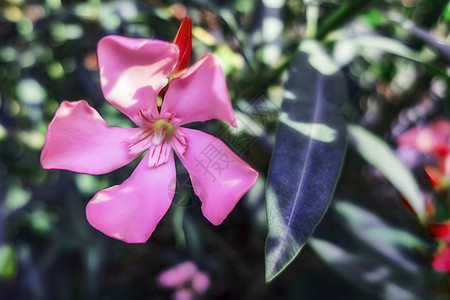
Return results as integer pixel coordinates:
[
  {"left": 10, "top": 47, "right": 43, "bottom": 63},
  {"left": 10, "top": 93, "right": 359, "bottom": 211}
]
[{"left": 265, "top": 41, "right": 348, "bottom": 281}]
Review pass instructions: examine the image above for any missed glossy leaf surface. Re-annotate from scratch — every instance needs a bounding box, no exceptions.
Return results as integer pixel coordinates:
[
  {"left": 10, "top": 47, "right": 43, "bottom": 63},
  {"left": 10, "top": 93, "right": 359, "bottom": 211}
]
[{"left": 265, "top": 41, "right": 348, "bottom": 281}]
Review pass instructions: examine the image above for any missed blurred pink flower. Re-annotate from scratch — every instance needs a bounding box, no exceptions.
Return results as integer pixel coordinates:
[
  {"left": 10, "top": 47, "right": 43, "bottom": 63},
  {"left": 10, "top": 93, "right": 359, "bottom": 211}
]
[
  {"left": 174, "top": 289, "right": 194, "bottom": 300},
  {"left": 40, "top": 24, "right": 258, "bottom": 243},
  {"left": 191, "top": 271, "right": 210, "bottom": 293},
  {"left": 429, "top": 222, "right": 450, "bottom": 272},
  {"left": 398, "top": 119, "right": 450, "bottom": 272},
  {"left": 158, "top": 261, "right": 210, "bottom": 299},
  {"left": 431, "top": 244, "right": 450, "bottom": 273},
  {"left": 398, "top": 119, "right": 450, "bottom": 177},
  {"left": 158, "top": 261, "right": 198, "bottom": 288}
]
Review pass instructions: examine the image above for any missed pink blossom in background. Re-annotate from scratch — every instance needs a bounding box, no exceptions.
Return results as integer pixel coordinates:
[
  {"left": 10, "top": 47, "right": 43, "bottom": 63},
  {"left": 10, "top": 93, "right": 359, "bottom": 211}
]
[
  {"left": 429, "top": 222, "right": 450, "bottom": 272},
  {"left": 158, "top": 261, "right": 198, "bottom": 288},
  {"left": 158, "top": 261, "right": 210, "bottom": 300},
  {"left": 397, "top": 118, "right": 450, "bottom": 178},
  {"left": 431, "top": 245, "right": 450, "bottom": 273},
  {"left": 40, "top": 19, "right": 258, "bottom": 243},
  {"left": 398, "top": 119, "right": 450, "bottom": 273}
]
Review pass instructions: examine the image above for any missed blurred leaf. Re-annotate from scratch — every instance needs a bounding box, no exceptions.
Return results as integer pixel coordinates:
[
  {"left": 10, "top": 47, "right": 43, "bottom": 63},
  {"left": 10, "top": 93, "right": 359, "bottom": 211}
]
[
  {"left": 310, "top": 237, "right": 429, "bottom": 300},
  {"left": 0, "top": 46, "right": 18, "bottom": 62},
  {"left": 75, "top": 174, "right": 109, "bottom": 195},
  {"left": 365, "top": 9, "right": 384, "bottom": 28},
  {"left": 347, "top": 125, "right": 426, "bottom": 222},
  {"left": 0, "top": 125, "right": 6, "bottom": 141},
  {"left": 234, "top": 0, "right": 255, "bottom": 13},
  {"left": 0, "top": 244, "right": 17, "bottom": 280},
  {"left": 316, "top": 0, "right": 374, "bottom": 39},
  {"left": 311, "top": 200, "right": 433, "bottom": 299},
  {"left": 334, "top": 36, "right": 425, "bottom": 67},
  {"left": 17, "top": 130, "right": 45, "bottom": 150},
  {"left": 213, "top": 45, "right": 244, "bottom": 75},
  {"left": 30, "top": 209, "right": 56, "bottom": 234},
  {"left": 335, "top": 201, "right": 429, "bottom": 268},
  {"left": 46, "top": 61, "right": 65, "bottom": 79},
  {"left": 4, "top": 185, "right": 31, "bottom": 213},
  {"left": 51, "top": 23, "right": 83, "bottom": 42},
  {"left": 265, "top": 41, "right": 347, "bottom": 281},
  {"left": 445, "top": 2, "right": 450, "bottom": 21},
  {"left": 16, "top": 78, "right": 47, "bottom": 105},
  {"left": 397, "top": 17, "right": 450, "bottom": 64}
]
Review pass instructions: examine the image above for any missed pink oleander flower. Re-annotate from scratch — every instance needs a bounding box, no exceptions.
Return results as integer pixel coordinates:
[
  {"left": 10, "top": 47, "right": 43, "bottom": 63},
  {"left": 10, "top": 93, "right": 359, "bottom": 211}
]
[{"left": 40, "top": 18, "right": 258, "bottom": 243}]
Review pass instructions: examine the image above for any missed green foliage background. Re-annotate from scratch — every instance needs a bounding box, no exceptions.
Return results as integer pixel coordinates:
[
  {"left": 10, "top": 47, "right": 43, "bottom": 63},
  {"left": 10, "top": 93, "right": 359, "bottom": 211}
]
[{"left": 0, "top": 0, "right": 449, "bottom": 299}]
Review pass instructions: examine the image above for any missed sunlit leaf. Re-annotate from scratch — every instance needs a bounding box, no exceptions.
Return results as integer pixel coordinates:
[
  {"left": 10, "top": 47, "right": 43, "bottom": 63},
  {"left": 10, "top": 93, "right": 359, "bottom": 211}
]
[
  {"left": 347, "top": 125, "right": 426, "bottom": 222},
  {"left": 265, "top": 40, "right": 347, "bottom": 281}
]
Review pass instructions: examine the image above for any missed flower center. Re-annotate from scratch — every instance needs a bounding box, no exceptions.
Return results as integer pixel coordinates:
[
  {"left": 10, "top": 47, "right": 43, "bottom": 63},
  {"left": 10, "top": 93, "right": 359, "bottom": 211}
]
[
  {"left": 125, "top": 110, "right": 187, "bottom": 167},
  {"left": 153, "top": 119, "right": 174, "bottom": 138}
]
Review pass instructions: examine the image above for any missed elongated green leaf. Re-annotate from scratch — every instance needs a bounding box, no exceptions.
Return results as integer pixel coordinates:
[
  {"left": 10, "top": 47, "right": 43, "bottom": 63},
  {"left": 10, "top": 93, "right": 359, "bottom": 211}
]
[
  {"left": 265, "top": 40, "right": 348, "bottom": 281},
  {"left": 310, "top": 201, "right": 432, "bottom": 300},
  {"left": 334, "top": 36, "right": 425, "bottom": 67},
  {"left": 347, "top": 125, "right": 426, "bottom": 222},
  {"left": 389, "top": 12, "right": 450, "bottom": 64},
  {"left": 334, "top": 201, "right": 429, "bottom": 269},
  {"left": 310, "top": 238, "right": 429, "bottom": 300}
]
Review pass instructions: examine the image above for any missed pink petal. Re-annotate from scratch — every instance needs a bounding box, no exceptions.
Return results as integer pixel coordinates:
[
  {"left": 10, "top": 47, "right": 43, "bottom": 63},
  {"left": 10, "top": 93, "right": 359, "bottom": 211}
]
[
  {"left": 432, "top": 245, "right": 450, "bottom": 272},
  {"left": 177, "top": 128, "right": 258, "bottom": 225},
  {"left": 86, "top": 151, "right": 176, "bottom": 243},
  {"left": 97, "top": 35, "right": 179, "bottom": 122},
  {"left": 161, "top": 55, "right": 237, "bottom": 127},
  {"left": 41, "top": 100, "right": 140, "bottom": 175}
]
